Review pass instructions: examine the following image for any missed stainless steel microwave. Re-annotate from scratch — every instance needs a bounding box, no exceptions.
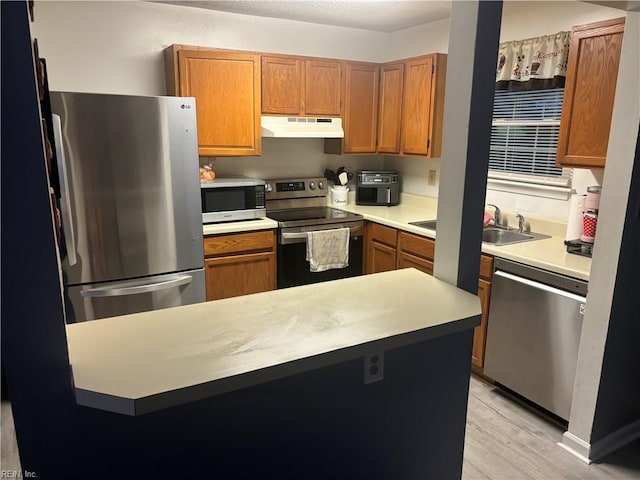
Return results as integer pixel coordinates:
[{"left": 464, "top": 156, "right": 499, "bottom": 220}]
[{"left": 201, "top": 177, "right": 266, "bottom": 223}]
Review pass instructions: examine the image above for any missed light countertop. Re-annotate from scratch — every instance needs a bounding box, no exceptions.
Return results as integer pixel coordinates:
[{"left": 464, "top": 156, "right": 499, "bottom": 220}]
[
  {"left": 66, "top": 269, "right": 481, "bottom": 416},
  {"left": 203, "top": 217, "right": 278, "bottom": 235},
  {"left": 200, "top": 194, "right": 590, "bottom": 281},
  {"left": 338, "top": 194, "right": 591, "bottom": 281}
]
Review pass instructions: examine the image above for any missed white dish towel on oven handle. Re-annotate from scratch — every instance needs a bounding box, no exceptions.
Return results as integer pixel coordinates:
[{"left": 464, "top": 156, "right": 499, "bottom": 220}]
[{"left": 305, "top": 228, "right": 350, "bottom": 272}]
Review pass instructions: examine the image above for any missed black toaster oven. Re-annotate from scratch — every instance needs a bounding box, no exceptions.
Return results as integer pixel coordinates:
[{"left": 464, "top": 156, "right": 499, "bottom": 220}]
[{"left": 355, "top": 170, "right": 400, "bottom": 206}]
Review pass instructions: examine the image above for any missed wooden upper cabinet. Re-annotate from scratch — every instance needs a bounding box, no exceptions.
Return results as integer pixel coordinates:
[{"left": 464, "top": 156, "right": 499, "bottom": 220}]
[
  {"left": 165, "top": 45, "right": 262, "bottom": 157},
  {"left": 556, "top": 17, "right": 625, "bottom": 169},
  {"left": 377, "top": 62, "right": 404, "bottom": 154},
  {"left": 262, "top": 55, "right": 303, "bottom": 114},
  {"left": 342, "top": 62, "right": 379, "bottom": 153},
  {"left": 379, "top": 54, "right": 446, "bottom": 158},
  {"left": 401, "top": 54, "right": 447, "bottom": 157},
  {"left": 304, "top": 59, "right": 343, "bottom": 116},
  {"left": 261, "top": 55, "right": 342, "bottom": 116},
  {"left": 402, "top": 55, "right": 435, "bottom": 155}
]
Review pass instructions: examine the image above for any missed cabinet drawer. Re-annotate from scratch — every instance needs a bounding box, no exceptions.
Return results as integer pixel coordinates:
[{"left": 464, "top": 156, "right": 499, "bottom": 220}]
[
  {"left": 369, "top": 223, "right": 398, "bottom": 247},
  {"left": 204, "top": 230, "right": 275, "bottom": 257},
  {"left": 398, "top": 232, "right": 435, "bottom": 261},
  {"left": 479, "top": 254, "right": 494, "bottom": 281}
]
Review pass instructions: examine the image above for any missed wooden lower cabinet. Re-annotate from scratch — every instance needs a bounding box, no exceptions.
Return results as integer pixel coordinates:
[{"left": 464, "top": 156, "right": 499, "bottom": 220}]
[
  {"left": 369, "top": 242, "right": 397, "bottom": 273},
  {"left": 365, "top": 223, "right": 398, "bottom": 274},
  {"left": 397, "top": 252, "right": 433, "bottom": 275},
  {"left": 472, "top": 279, "right": 491, "bottom": 369},
  {"left": 203, "top": 230, "right": 276, "bottom": 301},
  {"left": 364, "top": 221, "right": 494, "bottom": 368}
]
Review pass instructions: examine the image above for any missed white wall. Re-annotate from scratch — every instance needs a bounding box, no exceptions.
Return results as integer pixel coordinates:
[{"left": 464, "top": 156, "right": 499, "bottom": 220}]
[
  {"left": 383, "top": 17, "right": 451, "bottom": 60},
  {"left": 32, "top": 1, "right": 389, "bottom": 95},
  {"left": 31, "top": 1, "right": 388, "bottom": 181}
]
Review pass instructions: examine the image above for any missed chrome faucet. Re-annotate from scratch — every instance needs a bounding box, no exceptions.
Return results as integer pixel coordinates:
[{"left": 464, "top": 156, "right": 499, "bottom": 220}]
[
  {"left": 487, "top": 204, "right": 501, "bottom": 227},
  {"left": 516, "top": 213, "right": 526, "bottom": 233}
]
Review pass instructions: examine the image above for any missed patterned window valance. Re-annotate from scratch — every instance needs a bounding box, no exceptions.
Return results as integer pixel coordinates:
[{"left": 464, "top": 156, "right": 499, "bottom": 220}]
[{"left": 496, "top": 31, "right": 571, "bottom": 91}]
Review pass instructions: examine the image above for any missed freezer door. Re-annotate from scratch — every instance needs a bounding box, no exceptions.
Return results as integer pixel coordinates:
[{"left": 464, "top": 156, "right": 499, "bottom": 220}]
[
  {"left": 50, "top": 92, "right": 203, "bottom": 285},
  {"left": 64, "top": 269, "right": 206, "bottom": 323}
]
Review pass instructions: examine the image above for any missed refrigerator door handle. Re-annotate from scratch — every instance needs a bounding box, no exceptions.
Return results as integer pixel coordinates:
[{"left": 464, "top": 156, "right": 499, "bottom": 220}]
[
  {"left": 52, "top": 114, "right": 77, "bottom": 266},
  {"left": 80, "top": 274, "right": 194, "bottom": 298}
]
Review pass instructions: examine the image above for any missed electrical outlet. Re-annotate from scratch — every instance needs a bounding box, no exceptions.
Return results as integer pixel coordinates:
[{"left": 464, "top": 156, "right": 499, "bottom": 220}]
[
  {"left": 364, "top": 352, "right": 384, "bottom": 384},
  {"left": 428, "top": 169, "right": 437, "bottom": 186}
]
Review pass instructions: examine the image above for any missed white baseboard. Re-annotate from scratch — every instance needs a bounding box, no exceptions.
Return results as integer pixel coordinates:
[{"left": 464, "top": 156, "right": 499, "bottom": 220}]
[
  {"left": 590, "top": 419, "right": 640, "bottom": 462},
  {"left": 559, "top": 419, "right": 640, "bottom": 463},
  {"left": 558, "top": 431, "right": 592, "bottom": 464}
]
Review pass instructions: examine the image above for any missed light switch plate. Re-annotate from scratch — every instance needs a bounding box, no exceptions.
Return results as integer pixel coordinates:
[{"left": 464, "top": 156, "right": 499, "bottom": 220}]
[{"left": 428, "top": 169, "right": 437, "bottom": 186}]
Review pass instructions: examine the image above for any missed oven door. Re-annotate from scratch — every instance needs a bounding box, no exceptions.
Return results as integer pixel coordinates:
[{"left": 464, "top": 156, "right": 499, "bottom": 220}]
[{"left": 277, "top": 221, "right": 364, "bottom": 289}]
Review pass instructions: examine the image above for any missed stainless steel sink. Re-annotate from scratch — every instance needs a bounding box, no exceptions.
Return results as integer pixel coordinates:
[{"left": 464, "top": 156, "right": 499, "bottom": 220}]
[
  {"left": 408, "top": 220, "right": 550, "bottom": 246},
  {"left": 482, "top": 227, "right": 550, "bottom": 246}
]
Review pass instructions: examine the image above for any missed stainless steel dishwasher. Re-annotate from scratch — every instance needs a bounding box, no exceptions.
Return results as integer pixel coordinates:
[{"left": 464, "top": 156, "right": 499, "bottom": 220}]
[{"left": 484, "top": 258, "right": 587, "bottom": 421}]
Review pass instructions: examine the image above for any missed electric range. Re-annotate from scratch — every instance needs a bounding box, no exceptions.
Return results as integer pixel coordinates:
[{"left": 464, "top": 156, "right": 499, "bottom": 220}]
[{"left": 265, "top": 177, "right": 364, "bottom": 288}]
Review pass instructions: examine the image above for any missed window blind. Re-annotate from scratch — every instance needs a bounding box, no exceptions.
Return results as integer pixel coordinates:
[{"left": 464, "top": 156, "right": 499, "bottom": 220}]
[{"left": 489, "top": 88, "right": 567, "bottom": 181}]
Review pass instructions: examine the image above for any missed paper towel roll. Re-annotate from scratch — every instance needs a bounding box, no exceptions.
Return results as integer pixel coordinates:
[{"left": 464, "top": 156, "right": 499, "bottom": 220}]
[{"left": 565, "top": 194, "right": 586, "bottom": 241}]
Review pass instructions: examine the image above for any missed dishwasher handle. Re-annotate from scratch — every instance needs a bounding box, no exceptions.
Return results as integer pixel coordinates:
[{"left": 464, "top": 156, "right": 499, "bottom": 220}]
[{"left": 494, "top": 270, "right": 587, "bottom": 303}]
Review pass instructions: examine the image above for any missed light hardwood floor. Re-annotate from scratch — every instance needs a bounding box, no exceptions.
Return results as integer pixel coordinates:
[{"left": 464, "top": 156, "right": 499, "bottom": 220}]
[
  {"left": 2, "top": 376, "right": 639, "bottom": 478},
  {"left": 464, "top": 375, "right": 640, "bottom": 480}
]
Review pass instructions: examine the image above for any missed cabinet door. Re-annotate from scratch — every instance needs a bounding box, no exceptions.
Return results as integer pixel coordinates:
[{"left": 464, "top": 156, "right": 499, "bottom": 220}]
[
  {"left": 397, "top": 252, "right": 434, "bottom": 275},
  {"left": 377, "top": 62, "right": 404, "bottom": 154},
  {"left": 205, "top": 252, "right": 275, "bottom": 301},
  {"left": 304, "top": 60, "right": 342, "bottom": 116},
  {"left": 401, "top": 56, "right": 434, "bottom": 155},
  {"left": 343, "top": 62, "right": 379, "bottom": 153},
  {"left": 368, "top": 241, "right": 397, "bottom": 274},
  {"left": 556, "top": 18, "right": 625, "bottom": 168},
  {"left": 472, "top": 279, "right": 491, "bottom": 368},
  {"left": 177, "top": 49, "right": 261, "bottom": 156},
  {"left": 262, "top": 55, "right": 303, "bottom": 115}
]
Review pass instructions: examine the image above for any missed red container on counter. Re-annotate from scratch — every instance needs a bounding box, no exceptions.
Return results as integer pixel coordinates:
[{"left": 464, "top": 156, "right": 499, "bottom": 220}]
[{"left": 581, "top": 211, "right": 598, "bottom": 243}]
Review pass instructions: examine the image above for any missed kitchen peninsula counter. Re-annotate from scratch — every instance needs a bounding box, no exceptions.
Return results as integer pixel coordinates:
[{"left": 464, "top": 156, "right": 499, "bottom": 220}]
[{"left": 66, "top": 268, "right": 481, "bottom": 416}]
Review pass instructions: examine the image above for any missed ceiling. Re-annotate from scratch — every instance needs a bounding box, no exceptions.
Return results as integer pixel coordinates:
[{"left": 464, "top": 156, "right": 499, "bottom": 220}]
[{"left": 154, "top": 1, "right": 452, "bottom": 33}]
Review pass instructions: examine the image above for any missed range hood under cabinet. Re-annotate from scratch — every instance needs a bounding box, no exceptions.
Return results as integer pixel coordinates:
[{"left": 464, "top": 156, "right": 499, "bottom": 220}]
[{"left": 261, "top": 116, "right": 344, "bottom": 138}]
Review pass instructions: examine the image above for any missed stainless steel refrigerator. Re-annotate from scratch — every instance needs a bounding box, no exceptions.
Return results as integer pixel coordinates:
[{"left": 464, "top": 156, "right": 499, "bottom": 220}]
[{"left": 50, "top": 91, "right": 205, "bottom": 322}]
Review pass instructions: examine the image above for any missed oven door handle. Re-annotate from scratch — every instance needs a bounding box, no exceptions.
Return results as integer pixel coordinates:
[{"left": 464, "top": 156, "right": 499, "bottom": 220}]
[
  {"left": 280, "top": 224, "right": 363, "bottom": 244},
  {"left": 281, "top": 226, "right": 362, "bottom": 241}
]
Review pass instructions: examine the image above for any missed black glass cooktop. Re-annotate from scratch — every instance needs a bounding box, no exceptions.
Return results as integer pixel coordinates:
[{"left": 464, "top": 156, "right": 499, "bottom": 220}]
[{"left": 267, "top": 207, "right": 362, "bottom": 227}]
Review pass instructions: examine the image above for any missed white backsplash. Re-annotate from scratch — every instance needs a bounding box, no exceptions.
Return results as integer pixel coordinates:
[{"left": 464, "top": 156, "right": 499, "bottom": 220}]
[
  {"left": 382, "top": 155, "right": 440, "bottom": 198},
  {"left": 382, "top": 155, "right": 604, "bottom": 222},
  {"left": 203, "top": 138, "right": 383, "bottom": 181}
]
